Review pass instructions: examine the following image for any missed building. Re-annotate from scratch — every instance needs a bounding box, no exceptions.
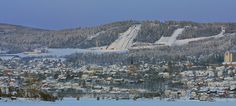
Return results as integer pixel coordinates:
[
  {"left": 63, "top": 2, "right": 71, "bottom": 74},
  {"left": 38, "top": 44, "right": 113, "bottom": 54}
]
[{"left": 223, "top": 50, "right": 236, "bottom": 66}]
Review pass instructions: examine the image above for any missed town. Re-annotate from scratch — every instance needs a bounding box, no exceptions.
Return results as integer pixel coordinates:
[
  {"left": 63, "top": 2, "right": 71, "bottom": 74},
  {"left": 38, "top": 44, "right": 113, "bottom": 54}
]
[{"left": 0, "top": 50, "right": 236, "bottom": 102}]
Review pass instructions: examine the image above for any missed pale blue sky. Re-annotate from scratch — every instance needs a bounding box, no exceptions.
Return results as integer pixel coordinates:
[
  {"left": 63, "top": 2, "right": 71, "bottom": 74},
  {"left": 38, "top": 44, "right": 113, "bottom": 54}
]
[{"left": 0, "top": 0, "right": 235, "bottom": 29}]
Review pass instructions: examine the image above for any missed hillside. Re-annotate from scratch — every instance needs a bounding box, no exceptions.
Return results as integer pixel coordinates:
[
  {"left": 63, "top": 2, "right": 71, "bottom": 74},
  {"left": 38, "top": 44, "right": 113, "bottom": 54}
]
[
  {"left": 0, "top": 20, "right": 236, "bottom": 54},
  {"left": 0, "top": 21, "right": 138, "bottom": 53}
]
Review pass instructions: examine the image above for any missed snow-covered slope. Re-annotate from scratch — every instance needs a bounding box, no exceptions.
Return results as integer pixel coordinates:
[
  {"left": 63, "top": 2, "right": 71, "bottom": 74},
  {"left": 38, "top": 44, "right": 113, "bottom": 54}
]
[
  {"left": 154, "top": 28, "right": 226, "bottom": 46},
  {"left": 107, "top": 25, "right": 141, "bottom": 50},
  {"left": 87, "top": 31, "right": 105, "bottom": 40},
  {"left": 174, "top": 28, "right": 225, "bottom": 46},
  {"left": 155, "top": 28, "right": 185, "bottom": 46}
]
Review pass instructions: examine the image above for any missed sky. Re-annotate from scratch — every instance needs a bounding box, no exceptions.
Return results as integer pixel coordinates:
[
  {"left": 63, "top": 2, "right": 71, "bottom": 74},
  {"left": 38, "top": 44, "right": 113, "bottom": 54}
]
[{"left": 0, "top": 0, "right": 236, "bottom": 30}]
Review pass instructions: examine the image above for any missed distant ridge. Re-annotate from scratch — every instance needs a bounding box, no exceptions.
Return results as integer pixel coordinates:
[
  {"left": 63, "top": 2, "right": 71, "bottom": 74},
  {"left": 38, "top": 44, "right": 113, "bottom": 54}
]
[{"left": 0, "top": 20, "right": 236, "bottom": 54}]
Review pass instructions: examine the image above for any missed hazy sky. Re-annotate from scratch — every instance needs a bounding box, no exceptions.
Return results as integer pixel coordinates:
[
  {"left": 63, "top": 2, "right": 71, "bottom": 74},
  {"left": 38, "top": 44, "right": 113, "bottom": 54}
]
[{"left": 0, "top": 0, "right": 235, "bottom": 29}]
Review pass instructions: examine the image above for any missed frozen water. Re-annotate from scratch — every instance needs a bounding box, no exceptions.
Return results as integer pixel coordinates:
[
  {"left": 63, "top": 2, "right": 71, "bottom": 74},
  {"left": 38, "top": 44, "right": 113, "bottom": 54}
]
[{"left": 1, "top": 98, "right": 236, "bottom": 106}]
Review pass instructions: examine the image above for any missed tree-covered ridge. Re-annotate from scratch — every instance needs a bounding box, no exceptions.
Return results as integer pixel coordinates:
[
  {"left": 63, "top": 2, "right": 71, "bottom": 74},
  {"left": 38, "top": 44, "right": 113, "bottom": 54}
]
[
  {"left": 0, "top": 20, "right": 236, "bottom": 53},
  {"left": 133, "top": 21, "right": 236, "bottom": 43},
  {"left": 0, "top": 21, "right": 137, "bottom": 53}
]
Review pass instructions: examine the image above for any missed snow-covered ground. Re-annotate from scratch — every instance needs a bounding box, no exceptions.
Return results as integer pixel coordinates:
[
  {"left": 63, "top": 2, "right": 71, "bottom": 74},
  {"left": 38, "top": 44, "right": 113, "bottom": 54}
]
[
  {"left": 174, "top": 29, "right": 225, "bottom": 46},
  {"left": 1, "top": 48, "right": 128, "bottom": 59},
  {"left": 88, "top": 46, "right": 108, "bottom": 50},
  {"left": 154, "top": 28, "right": 226, "bottom": 46},
  {"left": 1, "top": 98, "right": 236, "bottom": 106},
  {"left": 155, "top": 28, "right": 185, "bottom": 46},
  {"left": 107, "top": 25, "right": 141, "bottom": 50}
]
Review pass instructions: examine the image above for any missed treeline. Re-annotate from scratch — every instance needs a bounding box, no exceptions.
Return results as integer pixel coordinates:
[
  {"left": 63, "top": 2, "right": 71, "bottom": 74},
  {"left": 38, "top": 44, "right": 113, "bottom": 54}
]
[{"left": 65, "top": 52, "right": 130, "bottom": 67}]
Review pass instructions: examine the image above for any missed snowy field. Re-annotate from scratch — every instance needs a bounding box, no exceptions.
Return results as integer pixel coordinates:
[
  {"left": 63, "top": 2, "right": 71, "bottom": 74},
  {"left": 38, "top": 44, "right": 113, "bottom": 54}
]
[
  {"left": 1, "top": 98, "right": 236, "bottom": 106},
  {"left": 1, "top": 48, "right": 128, "bottom": 58}
]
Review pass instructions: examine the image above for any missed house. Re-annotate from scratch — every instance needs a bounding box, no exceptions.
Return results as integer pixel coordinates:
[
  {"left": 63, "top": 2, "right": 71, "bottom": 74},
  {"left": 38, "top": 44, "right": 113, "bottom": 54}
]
[{"left": 223, "top": 50, "right": 236, "bottom": 66}]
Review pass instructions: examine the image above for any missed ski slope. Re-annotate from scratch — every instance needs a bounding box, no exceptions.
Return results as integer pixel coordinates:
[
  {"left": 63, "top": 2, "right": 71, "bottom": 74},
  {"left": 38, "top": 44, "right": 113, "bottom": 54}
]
[
  {"left": 107, "top": 25, "right": 141, "bottom": 50},
  {"left": 155, "top": 28, "right": 225, "bottom": 46},
  {"left": 155, "top": 28, "right": 185, "bottom": 46},
  {"left": 174, "top": 28, "right": 225, "bottom": 46}
]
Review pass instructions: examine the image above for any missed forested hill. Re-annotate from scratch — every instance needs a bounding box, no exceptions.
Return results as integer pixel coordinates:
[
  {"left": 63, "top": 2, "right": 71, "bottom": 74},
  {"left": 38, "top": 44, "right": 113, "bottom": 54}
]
[
  {"left": 0, "top": 21, "right": 137, "bottom": 53},
  {"left": 0, "top": 20, "right": 236, "bottom": 53}
]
